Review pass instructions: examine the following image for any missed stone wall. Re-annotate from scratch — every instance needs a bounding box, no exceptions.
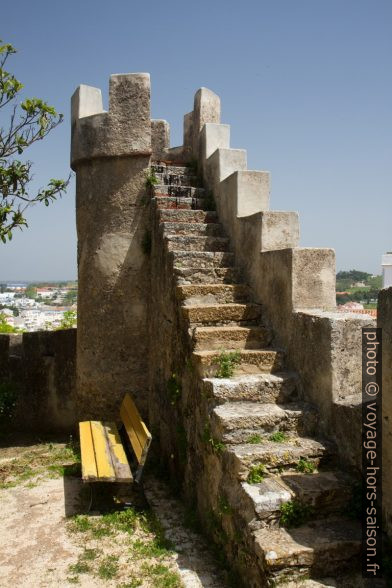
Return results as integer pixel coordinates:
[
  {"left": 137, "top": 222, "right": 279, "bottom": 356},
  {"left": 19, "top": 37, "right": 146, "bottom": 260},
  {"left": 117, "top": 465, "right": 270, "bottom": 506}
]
[
  {"left": 378, "top": 287, "right": 392, "bottom": 535},
  {"left": 0, "top": 329, "right": 76, "bottom": 432}
]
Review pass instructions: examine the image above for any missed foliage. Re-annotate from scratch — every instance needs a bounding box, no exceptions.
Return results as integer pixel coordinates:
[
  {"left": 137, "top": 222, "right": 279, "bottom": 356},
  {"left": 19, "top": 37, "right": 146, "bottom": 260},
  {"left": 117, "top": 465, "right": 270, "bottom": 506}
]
[
  {"left": 202, "top": 423, "right": 226, "bottom": 454},
  {"left": 336, "top": 270, "right": 372, "bottom": 283},
  {"left": 0, "top": 41, "right": 69, "bottom": 242},
  {"left": 216, "top": 350, "right": 241, "bottom": 378},
  {"left": 247, "top": 463, "right": 266, "bottom": 484},
  {"left": 246, "top": 433, "right": 263, "bottom": 444},
  {"left": 269, "top": 431, "right": 288, "bottom": 442},
  {"left": 145, "top": 170, "right": 159, "bottom": 189},
  {"left": 0, "top": 311, "right": 19, "bottom": 332},
  {"left": 280, "top": 500, "right": 314, "bottom": 528},
  {"left": 25, "top": 284, "right": 37, "bottom": 299},
  {"left": 296, "top": 458, "right": 316, "bottom": 474},
  {"left": 57, "top": 310, "right": 77, "bottom": 329}
]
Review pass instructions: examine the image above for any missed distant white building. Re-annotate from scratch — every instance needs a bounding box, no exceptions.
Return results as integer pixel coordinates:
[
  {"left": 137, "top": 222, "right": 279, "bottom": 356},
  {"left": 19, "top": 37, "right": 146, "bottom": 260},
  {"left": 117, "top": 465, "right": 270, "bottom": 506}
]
[{"left": 382, "top": 253, "right": 392, "bottom": 288}]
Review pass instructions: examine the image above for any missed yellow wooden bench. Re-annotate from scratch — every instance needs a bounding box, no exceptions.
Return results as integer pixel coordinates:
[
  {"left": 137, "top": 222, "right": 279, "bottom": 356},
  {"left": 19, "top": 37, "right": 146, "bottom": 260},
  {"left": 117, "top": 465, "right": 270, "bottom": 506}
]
[{"left": 79, "top": 393, "right": 152, "bottom": 485}]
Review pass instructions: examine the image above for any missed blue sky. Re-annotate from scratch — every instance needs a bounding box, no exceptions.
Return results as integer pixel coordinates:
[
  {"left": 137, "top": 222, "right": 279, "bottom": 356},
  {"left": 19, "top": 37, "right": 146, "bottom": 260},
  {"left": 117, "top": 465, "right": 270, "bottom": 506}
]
[{"left": 1, "top": 0, "right": 391, "bottom": 280}]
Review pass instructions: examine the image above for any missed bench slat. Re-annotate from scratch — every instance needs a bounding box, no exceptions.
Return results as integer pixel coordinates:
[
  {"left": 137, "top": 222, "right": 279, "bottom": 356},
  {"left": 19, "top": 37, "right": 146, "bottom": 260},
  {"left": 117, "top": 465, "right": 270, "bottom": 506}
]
[
  {"left": 90, "top": 420, "right": 117, "bottom": 481},
  {"left": 104, "top": 422, "right": 133, "bottom": 482},
  {"left": 120, "top": 394, "right": 152, "bottom": 464},
  {"left": 79, "top": 421, "right": 98, "bottom": 480}
]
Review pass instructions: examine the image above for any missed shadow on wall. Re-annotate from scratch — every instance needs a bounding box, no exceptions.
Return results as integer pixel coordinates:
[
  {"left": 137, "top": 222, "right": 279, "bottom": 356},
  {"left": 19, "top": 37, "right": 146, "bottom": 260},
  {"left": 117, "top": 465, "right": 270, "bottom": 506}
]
[{"left": 0, "top": 329, "right": 77, "bottom": 433}]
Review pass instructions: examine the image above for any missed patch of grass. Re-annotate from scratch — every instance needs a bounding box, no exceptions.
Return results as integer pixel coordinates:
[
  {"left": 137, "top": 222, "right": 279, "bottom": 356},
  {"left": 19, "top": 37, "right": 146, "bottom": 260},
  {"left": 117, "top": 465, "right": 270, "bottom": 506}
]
[
  {"left": 247, "top": 464, "right": 266, "bottom": 484},
  {"left": 246, "top": 434, "right": 263, "bottom": 444},
  {"left": 216, "top": 350, "right": 241, "bottom": 378},
  {"left": 280, "top": 500, "right": 314, "bottom": 528},
  {"left": 142, "top": 563, "right": 182, "bottom": 587},
  {"left": 97, "top": 555, "right": 119, "bottom": 580},
  {"left": 132, "top": 538, "right": 172, "bottom": 559},
  {"left": 296, "top": 458, "right": 316, "bottom": 474},
  {"left": 68, "top": 561, "right": 91, "bottom": 575},
  {"left": 269, "top": 431, "right": 288, "bottom": 443},
  {"left": 81, "top": 548, "right": 100, "bottom": 561}
]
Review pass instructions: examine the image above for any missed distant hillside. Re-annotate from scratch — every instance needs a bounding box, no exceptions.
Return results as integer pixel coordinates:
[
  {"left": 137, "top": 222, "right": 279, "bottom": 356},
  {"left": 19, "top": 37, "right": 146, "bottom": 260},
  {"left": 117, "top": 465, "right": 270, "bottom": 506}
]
[{"left": 336, "top": 269, "right": 381, "bottom": 308}]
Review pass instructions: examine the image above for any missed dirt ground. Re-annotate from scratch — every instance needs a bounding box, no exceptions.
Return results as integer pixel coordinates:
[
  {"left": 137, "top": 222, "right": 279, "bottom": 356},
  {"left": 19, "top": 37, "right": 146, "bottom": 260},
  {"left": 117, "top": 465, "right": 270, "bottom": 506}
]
[{"left": 0, "top": 438, "right": 226, "bottom": 588}]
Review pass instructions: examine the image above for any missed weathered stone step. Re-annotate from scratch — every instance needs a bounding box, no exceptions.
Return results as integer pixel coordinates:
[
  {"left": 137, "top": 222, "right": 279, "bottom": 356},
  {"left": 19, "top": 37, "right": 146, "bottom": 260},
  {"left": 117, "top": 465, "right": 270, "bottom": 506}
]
[
  {"left": 239, "top": 470, "right": 355, "bottom": 528},
  {"left": 202, "top": 372, "right": 299, "bottom": 404},
  {"left": 165, "top": 235, "right": 230, "bottom": 253},
  {"left": 182, "top": 303, "right": 261, "bottom": 325},
  {"left": 158, "top": 209, "right": 218, "bottom": 224},
  {"left": 175, "top": 266, "right": 241, "bottom": 285},
  {"left": 154, "top": 196, "right": 206, "bottom": 210},
  {"left": 192, "top": 349, "right": 284, "bottom": 378},
  {"left": 171, "top": 251, "right": 235, "bottom": 269},
  {"left": 177, "top": 284, "right": 250, "bottom": 305},
  {"left": 153, "top": 172, "right": 198, "bottom": 186},
  {"left": 161, "top": 222, "right": 224, "bottom": 237},
  {"left": 211, "top": 402, "right": 318, "bottom": 442},
  {"left": 192, "top": 325, "right": 271, "bottom": 351},
  {"left": 154, "top": 184, "right": 205, "bottom": 197},
  {"left": 224, "top": 437, "right": 335, "bottom": 481},
  {"left": 253, "top": 517, "right": 361, "bottom": 581},
  {"left": 152, "top": 164, "right": 193, "bottom": 176}
]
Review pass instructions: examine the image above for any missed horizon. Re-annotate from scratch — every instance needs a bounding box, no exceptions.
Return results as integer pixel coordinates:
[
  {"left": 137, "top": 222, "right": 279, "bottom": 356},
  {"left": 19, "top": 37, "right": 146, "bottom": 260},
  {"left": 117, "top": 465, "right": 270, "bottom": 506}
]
[{"left": 0, "top": 0, "right": 391, "bottom": 279}]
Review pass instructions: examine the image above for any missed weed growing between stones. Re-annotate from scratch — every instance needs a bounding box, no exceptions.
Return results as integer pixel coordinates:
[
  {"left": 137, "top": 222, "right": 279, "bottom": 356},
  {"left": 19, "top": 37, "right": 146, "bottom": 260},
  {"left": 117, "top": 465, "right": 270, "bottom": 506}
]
[
  {"left": 296, "top": 458, "right": 316, "bottom": 474},
  {"left": 279, "top": 500, "right": 314, "bottom": 528},
  {"left": 246, "top": 434, "right": 263, "bottom": 444},
  {"left": 216, "top": 350, "right": 241, "bottom": 378},
  {"left": 202, "top": 423, "right": 226, "bottom": 454},
  {"left": 247, "top": 464, "right": 266, "bottom": 484},
  {"left": 145, "top": 169, "right": 159, "bottom": 189},
  {"left": 269, "top": 431, "right": 288, "bottom": 443}
]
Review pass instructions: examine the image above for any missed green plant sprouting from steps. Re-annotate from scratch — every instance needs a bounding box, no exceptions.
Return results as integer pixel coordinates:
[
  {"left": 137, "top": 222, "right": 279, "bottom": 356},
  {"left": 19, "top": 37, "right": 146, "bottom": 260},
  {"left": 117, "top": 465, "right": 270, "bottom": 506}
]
[
  {"left": 202, "top": 423, "right": 226, "bottom": 454},
  {"left": 145, "top": 169, "right": 159, "bottom": 189},
  {"left": 296, "top": 458, "right": 317, "bottom": 474},
  {"left": 269, "top": 431, "right": 288, "bottom": 443},
  {"left": 279, "top": 500, "right": 314, "bottom": 528},
  {"left": 247, "top": 463, "right": 266, "bottom": 484},
  {"left": 216, "top": 350, "right": 241, "bottom": 378}
]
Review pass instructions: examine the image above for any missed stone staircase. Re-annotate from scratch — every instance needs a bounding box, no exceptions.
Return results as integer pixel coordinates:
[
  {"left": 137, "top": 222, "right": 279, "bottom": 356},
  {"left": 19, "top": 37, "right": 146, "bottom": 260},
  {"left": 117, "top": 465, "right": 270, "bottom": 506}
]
[{"left": 151, "top": 163, "right": 362, "bottom": 587}]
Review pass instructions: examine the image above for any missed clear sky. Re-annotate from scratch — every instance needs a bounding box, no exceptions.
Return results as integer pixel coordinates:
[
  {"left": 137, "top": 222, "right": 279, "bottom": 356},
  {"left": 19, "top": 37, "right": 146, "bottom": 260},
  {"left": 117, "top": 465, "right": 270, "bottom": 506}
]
[{"left": 1, "top": 0, "right": 391, "bottom": 280}]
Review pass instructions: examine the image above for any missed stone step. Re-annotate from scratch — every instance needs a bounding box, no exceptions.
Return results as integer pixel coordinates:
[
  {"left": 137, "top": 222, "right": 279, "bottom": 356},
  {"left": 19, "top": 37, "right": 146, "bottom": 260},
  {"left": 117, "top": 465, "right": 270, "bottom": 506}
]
[
  {"left": 161, "top": 222, "right": 225, "bottom": 237},
  {"left": 202, "top": 372, "right": 299, "bottom": 404},
  {"left": 158, "top": 209, "right": 218, "bottom": 224},
  {"left": 177, "top": 284, "right": 250, "bottom": 305},
  {"left": 224, "top": 437, "right": 335, "bottom": 481},
  {"left": 191, "top": 325, "right": 271, "bottom": 351},
  {"left": 154, "top": 196, "right": 206, "bottom": 210},
  {"left": 154, "top": 184, "right": 205, "bottom": 197},
  {"left": 192, "top": 349, "right": 285, "bottom": 378},
  {"left": 211, "top": 402, "right": 318, "bottom": 442},
  {"left": 153, "top": 172, "right": 198, "bottom": 186},
  {"left": 165, "top": 235, "right": 230, "bottom": 253},
  {"left": 171, "top": 251, "right": 235, "bottom": 269},
  {"left": 152, "top": 164, "right": 193, "bottom": 176},
  {"left": 174, "top": 266, "right": 242, "bottom": 285},
  {"left": 253, "top": 517, "right": 361, "bottom": 581},
  {"left": 239, "top": 470, "right": 355, "bottom": 528},
  {"left": 182, "top": 303, "right": 261, "bottom": 326}
]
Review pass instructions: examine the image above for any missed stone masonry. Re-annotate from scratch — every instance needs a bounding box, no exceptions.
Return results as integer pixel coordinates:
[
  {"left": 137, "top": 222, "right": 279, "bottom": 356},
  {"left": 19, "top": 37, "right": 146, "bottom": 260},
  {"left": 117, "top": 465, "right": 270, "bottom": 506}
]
[{"left": 70, "top": 75, "right": 389, "bottom": 586}]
